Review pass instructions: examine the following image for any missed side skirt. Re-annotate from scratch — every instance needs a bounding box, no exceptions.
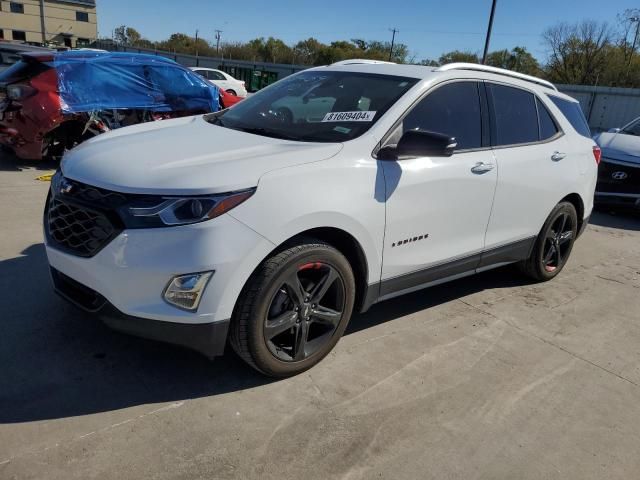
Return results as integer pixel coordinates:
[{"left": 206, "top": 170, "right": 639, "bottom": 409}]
[{"left": 360, "top": 236, "right": 535, "bottom": 310}]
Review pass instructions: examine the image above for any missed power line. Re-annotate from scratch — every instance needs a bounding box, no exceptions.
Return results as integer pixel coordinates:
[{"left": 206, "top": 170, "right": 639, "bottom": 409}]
[{"left": 389, "top": 27, "right": 398, "bottom": 61}]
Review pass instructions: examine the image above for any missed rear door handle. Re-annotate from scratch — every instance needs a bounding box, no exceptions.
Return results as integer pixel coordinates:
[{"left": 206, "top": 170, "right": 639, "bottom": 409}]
[
  {"left": 551, "top": 151, "right": 566, "bottom": 161},
  {"left": 471, "top": 162, "right": 495, "bottom": 174}
]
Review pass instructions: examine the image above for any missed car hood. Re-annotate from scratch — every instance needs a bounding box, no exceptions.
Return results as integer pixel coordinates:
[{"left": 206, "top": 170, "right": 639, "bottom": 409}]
[
  {"left": 594, "top": 132, "right": 640, "bottom": 164},
  {"left": 61, "top": 115, "right": 343, "bottom": 195}
]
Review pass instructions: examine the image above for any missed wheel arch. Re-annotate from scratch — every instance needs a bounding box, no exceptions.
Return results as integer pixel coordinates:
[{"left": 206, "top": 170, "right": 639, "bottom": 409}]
[
  {"left": 560, "top": 193, "right": 585, "bottom": 233},
  {"left": 287, "top": 227, "right": 372, "bottom": 314}
]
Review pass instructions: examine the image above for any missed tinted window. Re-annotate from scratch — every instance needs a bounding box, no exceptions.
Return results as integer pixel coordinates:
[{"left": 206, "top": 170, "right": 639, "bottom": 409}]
[
  {"left": 10, "top": 2, "right": 24, "bottom": 13},
  {"left": 208, "top": 70, "right": 226, "bottom": 80},
  {"left": 402, "top": 82, "right": 482, "bottom": 150},
  {"left": 212, "top": 71, "right": 418, "bottom": 143},
  {"left": 489, "top": 83, "right": 539, "bottom": 146},
  {"left": 536, "top": 98, "right": 559, "bottom": 140},
  {"left": 548, "top": 95, "right": 591, "bottom": 138},
  {"left": 621, "top": 118, "right": 640, "bottom": 137},
  {"left": 76, "top": 11, "right": 89, "bottom": 22}
]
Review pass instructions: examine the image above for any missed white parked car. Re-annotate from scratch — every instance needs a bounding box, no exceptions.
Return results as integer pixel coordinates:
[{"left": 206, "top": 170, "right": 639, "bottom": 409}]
[
  {"left": 45, "top": 62, "right": 598, "bottom": 377},
  {"left": 190, "top": 67, "right": 247, "bottom": 97},
  {"left": 593, "top": 116, "right": 640, "bottom": 210}
]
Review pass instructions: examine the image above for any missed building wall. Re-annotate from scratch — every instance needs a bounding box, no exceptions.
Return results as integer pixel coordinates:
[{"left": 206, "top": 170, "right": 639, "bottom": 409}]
[{"left": 0, "top": 0, "right": 97, "bottom": 47}]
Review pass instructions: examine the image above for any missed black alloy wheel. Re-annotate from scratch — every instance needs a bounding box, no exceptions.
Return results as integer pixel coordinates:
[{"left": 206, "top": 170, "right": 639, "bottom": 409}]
[
  {"left": 264, "top": 262, "right": 345, "bottom": 362},
  {"left": 541, "top": 211, "right": 574, "bottom": 273},
  {"left": 229, "top": 240, "right": 355, "bottom": 377},
  {"left": 519, "top": 201, "right": 578, "bottom": 281}
]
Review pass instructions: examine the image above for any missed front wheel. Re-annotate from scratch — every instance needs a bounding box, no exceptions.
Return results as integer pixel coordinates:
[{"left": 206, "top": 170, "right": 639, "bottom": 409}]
[
  {"left": 229, "top": 240, "right": 355, "bottom": 377},
  {"left": 519, "top": 201, "right": 578, "bottom": 281}
]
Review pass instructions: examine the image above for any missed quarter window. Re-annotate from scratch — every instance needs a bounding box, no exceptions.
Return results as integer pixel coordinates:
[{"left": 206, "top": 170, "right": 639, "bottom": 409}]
[
  {"left": 548, "top": 95, "right": 591, "bottom": 138},
  {"left": 402, "top": 82, "right": 483, "bottom": 150},
  {"left": 488, "top": 83, "right": 539, "bottom": 146},
  {"left": 536, "top": 98, "right": 559, "bottom": 141}
]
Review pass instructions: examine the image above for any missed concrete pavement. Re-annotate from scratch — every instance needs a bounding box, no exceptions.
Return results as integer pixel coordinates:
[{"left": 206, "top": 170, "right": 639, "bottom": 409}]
[{"left": 1, "top": 152, "right": 640, "bottom": 479}]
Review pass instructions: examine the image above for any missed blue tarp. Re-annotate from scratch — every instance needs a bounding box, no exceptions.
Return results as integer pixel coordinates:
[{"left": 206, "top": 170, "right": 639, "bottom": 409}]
[{"left": 54, "top": 51, "right": 219, "bottom": 113}]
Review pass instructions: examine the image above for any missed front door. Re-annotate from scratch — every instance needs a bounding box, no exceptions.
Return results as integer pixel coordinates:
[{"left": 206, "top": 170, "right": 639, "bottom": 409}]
[{"left": 380, "top": 81, "right": 497, "bottom": 298}]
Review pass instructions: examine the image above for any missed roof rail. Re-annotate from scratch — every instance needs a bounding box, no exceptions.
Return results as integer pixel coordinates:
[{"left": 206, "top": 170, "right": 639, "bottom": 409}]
[
  {"left": 331, "top": 59, "right": 396, "bottom": 66},
  {"left": 436, "top": 63, "right": 557, "bottom": 91}
]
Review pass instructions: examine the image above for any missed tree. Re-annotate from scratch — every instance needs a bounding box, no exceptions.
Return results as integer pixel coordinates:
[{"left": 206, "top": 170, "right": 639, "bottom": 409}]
[
  {"left": 438, "top": 50, "right": 479, "bottom": 65},
  {"left": 292, "top": 38, "right": 323, "bottom": 65},
  {"left": 486, "top": 47, "right": 540, "bottom": 75},
  {"left": 113, "top": 25, "right": 143, "bottom": 46},
  {"left": 543, "top": 20, "right": 612, "bottom": 85}
]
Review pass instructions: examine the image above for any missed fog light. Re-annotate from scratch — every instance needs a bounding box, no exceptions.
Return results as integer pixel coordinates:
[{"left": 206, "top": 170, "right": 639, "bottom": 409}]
[{"left": 163, "top": 271, "right": 213, "bottom": 311}]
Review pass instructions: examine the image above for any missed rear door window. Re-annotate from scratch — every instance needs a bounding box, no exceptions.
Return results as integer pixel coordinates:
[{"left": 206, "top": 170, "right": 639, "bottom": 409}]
[
  {"left": 488, "top": 83, "right": 539, "bottom": 146},
  {"left": 402, "top": 81, "right": 483, "bottom": 150},
  {"left": 548, "top": 95, "right": 591, "bottom": 138}
]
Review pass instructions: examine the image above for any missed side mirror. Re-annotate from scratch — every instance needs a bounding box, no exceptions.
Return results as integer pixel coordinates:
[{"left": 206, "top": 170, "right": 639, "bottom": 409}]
[
  {"left": 608, "top": 127, "right": 621, "bottom": 133},
  {"left": 393, "top": 130, "right": 457, "bottom": 158}
]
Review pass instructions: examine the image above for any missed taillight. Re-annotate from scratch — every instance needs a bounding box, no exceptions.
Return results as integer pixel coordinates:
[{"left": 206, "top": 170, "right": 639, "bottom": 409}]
[
  {"left": 592, "top": 145, "right": 602, "bottom": 165},
  {"left": 7, "top": 84, "right": 37, "bottom": 101}
]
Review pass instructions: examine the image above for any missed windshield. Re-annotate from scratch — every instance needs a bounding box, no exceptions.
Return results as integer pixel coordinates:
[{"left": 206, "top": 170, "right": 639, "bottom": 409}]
[
  {"left": 621, "top": 118, "right": 640, "bottom": 137},
  {"left": 207, "top": 70, "right": 418, "bottom": 142}
]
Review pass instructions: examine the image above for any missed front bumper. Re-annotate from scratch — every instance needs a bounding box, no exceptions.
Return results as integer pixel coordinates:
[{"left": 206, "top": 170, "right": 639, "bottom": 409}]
[
  {"left": 594, "top": 192, "right": 640, "bottom": 211},
  {"left": 51, "top": 267, "right": 229, "bottom": 357}
]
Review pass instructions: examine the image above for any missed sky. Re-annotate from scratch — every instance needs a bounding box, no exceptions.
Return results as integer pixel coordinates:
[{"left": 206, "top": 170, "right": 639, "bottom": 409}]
[{"left": 98, "top": 0, "right": 639, "bottom": 62}]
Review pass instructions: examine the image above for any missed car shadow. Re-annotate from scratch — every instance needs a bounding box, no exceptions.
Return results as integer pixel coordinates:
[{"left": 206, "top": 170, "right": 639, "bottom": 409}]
[
  {"left": 589, "top": 210, "right": 640, "bottom": 231},
  {"left": 0, "top": 243, "right": 534, "bottom": 424},
  {"left": 0, "top": 149, "right": 57, "bottom": 172}
]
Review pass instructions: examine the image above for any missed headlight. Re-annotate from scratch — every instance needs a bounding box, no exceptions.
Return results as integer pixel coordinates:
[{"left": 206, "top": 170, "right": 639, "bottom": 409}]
[{"left": 122, "top": 189, "right": 255, "bottom": 227}]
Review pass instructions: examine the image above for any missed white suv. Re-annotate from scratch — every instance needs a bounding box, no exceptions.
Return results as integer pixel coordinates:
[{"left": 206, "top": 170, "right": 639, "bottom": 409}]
[{"left": 45, "top": 62, "right": 598, "bottom": 377}]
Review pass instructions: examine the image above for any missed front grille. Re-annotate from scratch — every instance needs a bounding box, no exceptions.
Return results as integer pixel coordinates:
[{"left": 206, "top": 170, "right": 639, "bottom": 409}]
[
  {"left": 45, "top": 176, "right": 127, "bottom": 257},
  {"left": 597, "top": 158, "right": 640, "bottom": 194}
]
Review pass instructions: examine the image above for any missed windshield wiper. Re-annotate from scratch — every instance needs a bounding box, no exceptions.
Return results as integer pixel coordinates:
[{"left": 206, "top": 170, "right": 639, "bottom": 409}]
[{"left": 232, "top": 126, "right": 300, "bottom": 141}]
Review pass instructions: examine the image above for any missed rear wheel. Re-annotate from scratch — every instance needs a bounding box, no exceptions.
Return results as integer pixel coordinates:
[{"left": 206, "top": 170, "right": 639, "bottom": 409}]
[
  {"left": 519, "top": 202, "right": 578, "bottom": 281},
  {"left": 226, "top": 89, "right": 237, "bottom": 96},
  {"left": 229, "top": 240, "right": 355, "bottom": 377}
]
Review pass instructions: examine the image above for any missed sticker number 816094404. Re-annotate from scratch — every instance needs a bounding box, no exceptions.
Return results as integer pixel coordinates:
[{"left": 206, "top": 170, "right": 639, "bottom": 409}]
[{"left": 322, "top": 111, "right": 376, "bottom": 122}]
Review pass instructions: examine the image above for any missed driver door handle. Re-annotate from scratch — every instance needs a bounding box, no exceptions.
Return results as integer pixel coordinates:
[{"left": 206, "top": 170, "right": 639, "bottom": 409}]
[
  {"left": 551, "top": 151, "right": 566, "bottom": 161},
  {"left": 471, "top": 162, "right": 495, "bottom": 174}
]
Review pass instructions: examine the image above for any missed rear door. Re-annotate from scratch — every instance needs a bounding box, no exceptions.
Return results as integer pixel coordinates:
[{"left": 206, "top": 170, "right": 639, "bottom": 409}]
[{"left": 482, "top": 82, "right": 576, "bottom": 260}]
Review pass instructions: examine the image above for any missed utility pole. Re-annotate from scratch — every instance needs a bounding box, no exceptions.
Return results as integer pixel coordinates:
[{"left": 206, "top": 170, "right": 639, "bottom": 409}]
[
  {"left": 482, "top": 0, "right": 497, "bottom": 64},
  {"left": 215, "top": 29, "right": 223, "bottom": 55},
  {"left": 389, "top": 28, "right": 398, "bottom": 61},
  {"left": 39, "top": 0, "right": 46, "bottom": 44},
  {"left": 195, "top": 29, "right": 199, "bottom": 57}
]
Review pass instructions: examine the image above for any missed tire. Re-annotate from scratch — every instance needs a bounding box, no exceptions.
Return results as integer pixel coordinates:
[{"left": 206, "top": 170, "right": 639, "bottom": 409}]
[
  {"left": 519, "top": 201, "right": 578, "bottom": 282},
  {"left": 226, "top": 89, "right": 237, "bottom": 96},
  {"left": 229, "top": 239, "right": 356, "bottom": 377}
]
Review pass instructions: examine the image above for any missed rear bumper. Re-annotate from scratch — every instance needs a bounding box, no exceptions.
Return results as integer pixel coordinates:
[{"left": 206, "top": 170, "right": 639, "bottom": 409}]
[{"left": 51, "top": 267, "right": 229, "bottom": 358}]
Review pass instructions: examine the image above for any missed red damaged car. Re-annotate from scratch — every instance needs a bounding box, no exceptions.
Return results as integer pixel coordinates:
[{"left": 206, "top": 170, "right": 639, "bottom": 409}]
[{"left": 0, "top": 51, "right": 224, "bottom": 161}]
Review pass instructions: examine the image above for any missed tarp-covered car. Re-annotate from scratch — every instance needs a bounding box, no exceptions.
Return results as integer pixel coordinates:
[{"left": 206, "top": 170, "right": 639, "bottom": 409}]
[{"left": 0, "top": 51, "right": 220, "bottom": 160}]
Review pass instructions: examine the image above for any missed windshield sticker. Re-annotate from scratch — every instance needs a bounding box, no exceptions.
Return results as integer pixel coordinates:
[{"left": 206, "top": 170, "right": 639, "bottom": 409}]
[
  {"left": 322, "top": 111, "right": 377, "bottom": 122},
  {"left": 333, "top": 126, "right": 351, "bottom": 134}
]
